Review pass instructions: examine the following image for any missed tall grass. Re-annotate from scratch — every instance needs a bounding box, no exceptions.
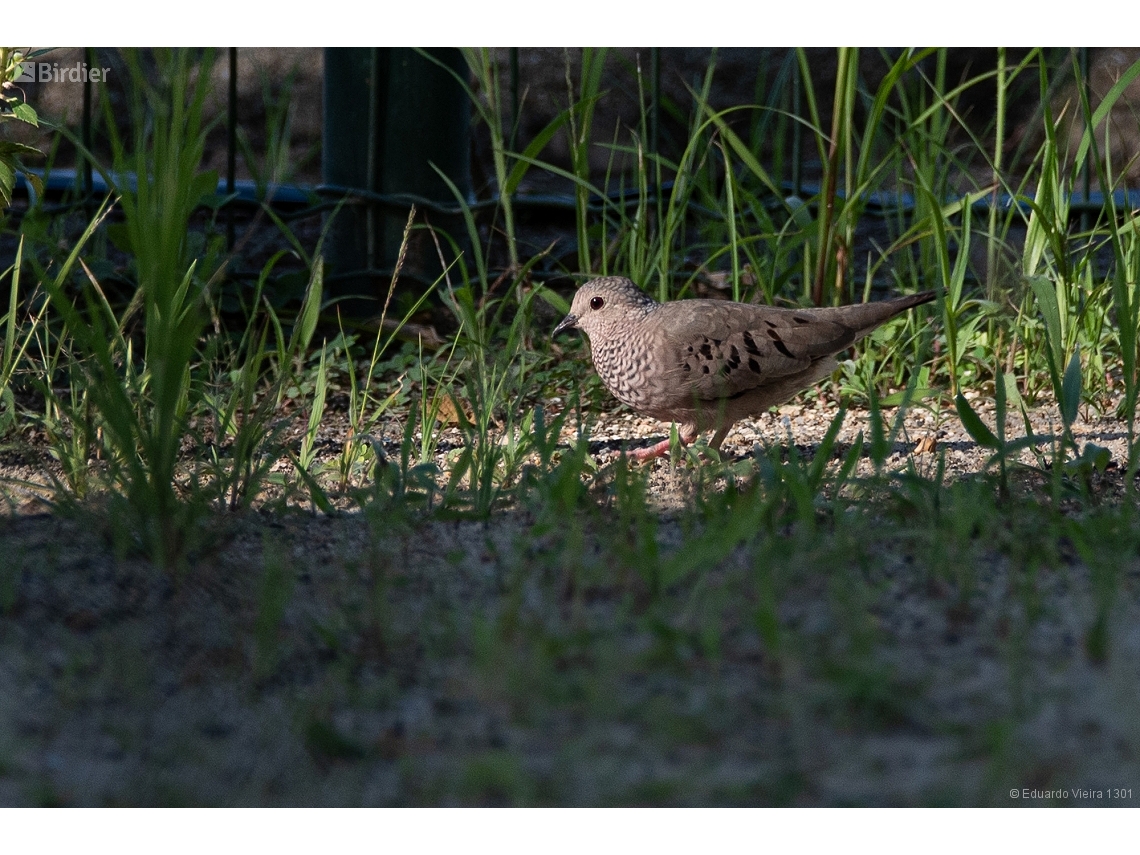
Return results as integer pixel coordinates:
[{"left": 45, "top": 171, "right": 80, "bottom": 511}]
[
  {"left": 35, "top": 50, "right": 220, "bottom": 567},
  {"left": 2, "top": 46, "right": 1139, "bottom": 538}
]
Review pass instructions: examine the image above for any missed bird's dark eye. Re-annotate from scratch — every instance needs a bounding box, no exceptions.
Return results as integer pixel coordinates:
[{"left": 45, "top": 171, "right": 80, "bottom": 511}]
[{"left": 590, "top": 296, "right": 605, "bottom": 310}]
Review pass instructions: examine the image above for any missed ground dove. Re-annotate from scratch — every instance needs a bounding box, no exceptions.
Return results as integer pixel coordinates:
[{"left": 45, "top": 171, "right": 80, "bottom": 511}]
[{"left": 553, "top": 276, "right": 936, "bottom": 460}]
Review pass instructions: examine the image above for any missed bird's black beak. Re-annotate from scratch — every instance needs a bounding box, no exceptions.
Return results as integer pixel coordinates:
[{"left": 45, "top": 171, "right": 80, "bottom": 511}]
[{"left": 552, "top": 314, "right": 578, "bottom": 337}]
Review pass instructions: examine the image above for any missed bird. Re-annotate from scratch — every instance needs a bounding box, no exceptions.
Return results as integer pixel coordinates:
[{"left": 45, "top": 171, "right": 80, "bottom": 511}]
[{"left": 553, "top": 276, "right": 936, "bottom": 461}]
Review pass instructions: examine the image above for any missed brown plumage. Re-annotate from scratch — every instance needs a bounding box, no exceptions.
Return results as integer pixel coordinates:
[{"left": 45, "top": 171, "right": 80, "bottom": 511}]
[{"left": 553, "top": 276, "right": 936, "bottom": 460}]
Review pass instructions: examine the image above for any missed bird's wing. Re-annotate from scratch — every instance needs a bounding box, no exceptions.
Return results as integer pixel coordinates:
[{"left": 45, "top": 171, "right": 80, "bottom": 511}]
[{"left": 657, "top": 301, "right": 860, "bottom": 402}]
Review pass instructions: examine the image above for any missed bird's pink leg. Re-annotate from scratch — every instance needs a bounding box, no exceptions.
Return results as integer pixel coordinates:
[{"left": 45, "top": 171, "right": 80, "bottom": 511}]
[
  {"left": 626, "top": 436, "right": 678, "bottom": 462},
  {"left": 625, "top": 424, "right": 698, "bottom": 462}
]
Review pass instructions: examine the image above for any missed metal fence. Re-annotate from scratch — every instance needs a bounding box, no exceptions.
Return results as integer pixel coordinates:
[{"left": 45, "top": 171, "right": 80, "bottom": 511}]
[{"left": 10, "top": 47, "right": 1123, "bottom": 295}]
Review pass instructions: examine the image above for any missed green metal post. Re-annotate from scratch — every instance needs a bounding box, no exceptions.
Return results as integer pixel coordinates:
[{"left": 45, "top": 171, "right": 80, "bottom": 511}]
[{"left": 323, "top": 47, "right": 470, "bottom": 311}]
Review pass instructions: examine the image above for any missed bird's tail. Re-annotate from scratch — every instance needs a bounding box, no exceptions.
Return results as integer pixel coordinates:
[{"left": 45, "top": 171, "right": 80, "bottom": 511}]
[{"left": 833, "top": 290, "right": 937, "bottom": 336}]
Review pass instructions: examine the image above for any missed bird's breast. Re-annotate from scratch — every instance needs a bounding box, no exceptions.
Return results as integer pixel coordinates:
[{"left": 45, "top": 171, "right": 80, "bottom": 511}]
[{"left": 589, "top": 325, "right": 663, "bottom": 411}]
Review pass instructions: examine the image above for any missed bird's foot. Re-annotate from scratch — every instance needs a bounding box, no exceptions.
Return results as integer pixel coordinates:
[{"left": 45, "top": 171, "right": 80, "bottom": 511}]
[{"left": 625, "top": 437, "right": 680, "bottom": 463}]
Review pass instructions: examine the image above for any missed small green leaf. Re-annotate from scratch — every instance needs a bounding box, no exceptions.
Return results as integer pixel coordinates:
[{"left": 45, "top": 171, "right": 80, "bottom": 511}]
[
  {"left": 784, "top": 195, "right": 814, "bottom": 229},
  {"left": 0, "top": 386, "right": 15, "bottom": 435},
  {"left": 1061, "top": 349, "right": 1082, "bottom": 427},
  {"left": 12, "top": 102, "right": 38, "bottom": 126},
  {"left": 1082, "top": 443, "right": 1111, "bottom": 473},
  {"left": 1001, "top": 372, "right": 1021, "bottom": 406},
  {"left": 0, "top": 161, "right": 13, "bottom": 208},
  {"left": 808, "top": 406, "right": 846, "bottom": 489},
  {"left": 1028, "top": 275, "right": 1063, "bottom": 375},
  {"left": 880, "top": 387, "right": 936, "bottom": 407},
  {"left": 994, "top": 366, "right": 1006, "bottom": 444},
  {"left": 290, "top": 256, "right": 323, "bottom": 357},
  {"left": 955, "top": 393, "right": 1000, "bottom": 450},
  {"left": 504, "top": 108, "right": 573, "bottom": 196},
  {"left": 868, "top": 387, "right": 888, "bottom": 466},
  {"left": 0, "top": 140, "right": 43, "bottom": 158},
  {"left": 536, "top": 284, "right": 569, "bottom": 316}
]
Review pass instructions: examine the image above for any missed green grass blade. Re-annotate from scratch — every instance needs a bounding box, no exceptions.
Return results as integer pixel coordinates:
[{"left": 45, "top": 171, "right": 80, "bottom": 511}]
[{"left": 955, "top": 393, "right": 1001, "bottom": 450}]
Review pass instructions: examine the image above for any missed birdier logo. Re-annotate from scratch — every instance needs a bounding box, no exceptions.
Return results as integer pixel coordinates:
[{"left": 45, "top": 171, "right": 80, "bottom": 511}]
[{"left": 15, "top": 61, "right": 110, "bottom": 83}]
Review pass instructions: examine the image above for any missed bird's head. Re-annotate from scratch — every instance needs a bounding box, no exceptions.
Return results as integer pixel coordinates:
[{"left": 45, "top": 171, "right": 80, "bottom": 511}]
[{"left": 552, "top": 276, "right": 658, "bottom": 338}]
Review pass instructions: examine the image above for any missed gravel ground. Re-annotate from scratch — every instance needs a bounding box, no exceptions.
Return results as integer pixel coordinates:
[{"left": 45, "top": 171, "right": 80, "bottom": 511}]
[{"left": 1, "top": 397, "right": 1139, "bottom": 806}]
